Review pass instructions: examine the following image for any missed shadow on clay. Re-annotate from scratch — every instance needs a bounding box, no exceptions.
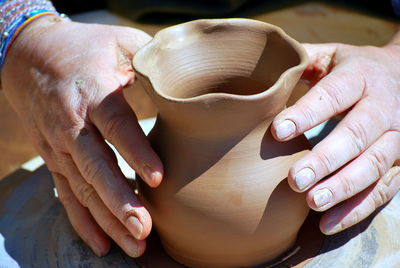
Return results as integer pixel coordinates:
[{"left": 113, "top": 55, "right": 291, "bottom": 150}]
[
  {"left": 260, "top": 128, "right": 309, "bottom": 160},
  {"left": 0, "top": 158, "right": 385, "bottom": 268}
]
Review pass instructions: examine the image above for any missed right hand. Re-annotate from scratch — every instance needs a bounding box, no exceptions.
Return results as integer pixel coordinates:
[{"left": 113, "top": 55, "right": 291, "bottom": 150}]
[{"left": 1, "top": 16, "right": 163, "bottom": 257}]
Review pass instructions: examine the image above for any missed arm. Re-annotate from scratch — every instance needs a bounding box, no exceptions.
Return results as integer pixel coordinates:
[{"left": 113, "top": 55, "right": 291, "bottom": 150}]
[
  {"left": 272, "top": 28, "right": 400, "bottom": 234},
  {"left": 1, "top": 1, "right": 162, "bottom": 257}
]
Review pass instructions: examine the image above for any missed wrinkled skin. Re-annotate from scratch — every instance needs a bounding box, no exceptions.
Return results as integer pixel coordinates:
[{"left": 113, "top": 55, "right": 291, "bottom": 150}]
[
  {"left": 2, "top": 14, "right": 400, "bottom": 257},
  {"left": 272, "top": 37, "right": 400, "bottom": 235},
  {"left": 2, "top": 16, "right": 163, "bottom": 257}
]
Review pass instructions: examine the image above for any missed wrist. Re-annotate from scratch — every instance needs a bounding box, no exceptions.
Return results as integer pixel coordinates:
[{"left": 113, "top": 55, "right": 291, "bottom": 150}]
[
  {"left": 0, "top": 0, "right": 61, "bottom": 67},
  {"left": 1, "top": 14, "right": 70, "bottom": 90},
  {"left": 0, "top": 0, "right": 69, "bottom": 88},
  {"left": 9, "top": 13, "right": 69, "bottom": 45}
]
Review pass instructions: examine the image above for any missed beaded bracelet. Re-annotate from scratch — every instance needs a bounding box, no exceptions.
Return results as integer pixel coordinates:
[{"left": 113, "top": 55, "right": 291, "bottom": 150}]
[{"left": 0, "top": 0, "right": 66, "bottom": 70}]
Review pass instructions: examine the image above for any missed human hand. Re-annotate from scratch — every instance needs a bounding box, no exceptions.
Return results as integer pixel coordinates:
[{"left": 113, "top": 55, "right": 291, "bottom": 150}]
[
  {"left": 272, "top": 39, "right": 400, "bottom": 235},
  {"left": 1, "top": 16, "right": 163, "bottom": 257}
]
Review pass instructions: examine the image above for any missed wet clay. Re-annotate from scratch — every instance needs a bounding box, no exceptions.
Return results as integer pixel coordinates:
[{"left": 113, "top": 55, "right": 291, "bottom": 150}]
[{"left": 131, "top": 18, "right": 309, "bottom": 268}]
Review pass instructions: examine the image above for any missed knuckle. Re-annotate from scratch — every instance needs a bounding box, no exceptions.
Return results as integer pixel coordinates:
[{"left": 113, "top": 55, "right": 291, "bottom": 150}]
[
  {"left": 109, "top": 193, "right": 135, "bottom": 221},
  {"left": 317, "top": 82, "right": 342, "bottom": 115},
  {"left": 366, "top": 148, "right": 389, "bottom": 179},
  {"left": 58, "top": 192, "right": 75, "bottom": 207},
  {"left": 47, "top": 163, "right": 60, "bottom": 174},
  {"left": 107, "top": 194, "right": 123, "bottom": 219},
  {"left": 81, "top": 154, "right": 107, "bottom": 185},
  {"left": 299, "top": 105, "right": 318, "bottom": 128},
  {"left": 50, "top": 138, "right": 67, "bottom": 152},
  {"left": 104, "top": 220, "right": 120, "bottom": 238},
  {"left": 53, "top": 152, "right": 71, "bottom": 167},
  {"left": 345, "top": 206, "right": 368, "bottom": 228},
  {"left": 54, "top": 114, "right": 86, "bottom": 142},
  {"left": 348, "top": 208, "right": 362, "bottom": 227},
  {"left": 340, "top": 176, "right": 357, "bottom": 199},
  {"left": 344, "top": 123, "right": 368, "bottom": 154},
  {"left": 36, "top": 136, "right": 53, "bottom": 155},
  {"left": 75, "top": 183, "right": 96, "bottom": 207},
  {"left": 366, "top": 194, "right": 378, "bottom": 212},
  {"left": 315, "top": 150, "right": 337, "bottom": 174},
  {"left": 103, "top": 113, "right": 127, "bottom": 142},
  {"left": 370, "top": 183, "right": 390, "bottom": 208},
  {"left": 60, "top": 125, "right": 85, "bottom": 143}
]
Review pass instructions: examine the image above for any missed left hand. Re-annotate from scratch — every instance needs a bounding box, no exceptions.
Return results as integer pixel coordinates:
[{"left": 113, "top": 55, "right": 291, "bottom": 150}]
[{"left": 271, "top": 40, "right": 400, "bottom": 235}]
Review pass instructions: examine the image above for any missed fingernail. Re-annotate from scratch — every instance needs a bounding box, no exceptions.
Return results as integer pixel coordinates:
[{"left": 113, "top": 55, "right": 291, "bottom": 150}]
[
  {"left": 141, "top": 163, "right": 161, "bottom": 185},
  {"left": 324, "top": 220, "right": 342, "bottom": 235},
  {"left": 127, "top": 216, "right": 143, "bottom": 240},
  {"left": 313, "top": 188, "right": 333, "bottom": 208},
  {"left": 88, "top": 239, "right": 106, "bottom": 257},
  {"left": 276, "top": 120, "right": 296, "bottom": 140},
  {"left": 382, "top": 166, "right": 400, "bottom": 186},
  {"left": 123, "top": 235, "right": 139, "bottom": 257},
  {"left": 295, "top": 168, "right": 315, "bottom": 191}
]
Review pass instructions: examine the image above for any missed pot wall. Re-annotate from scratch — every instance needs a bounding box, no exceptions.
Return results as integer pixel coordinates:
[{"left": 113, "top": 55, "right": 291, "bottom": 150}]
[{"left": 131, "top": 18, "right": 310, "bottom": 267}]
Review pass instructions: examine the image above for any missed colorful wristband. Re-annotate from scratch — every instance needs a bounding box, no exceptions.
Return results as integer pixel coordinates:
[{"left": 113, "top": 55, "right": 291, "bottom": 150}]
[{"left": 0, "top": 1, "right": 67, "bottom": 70}]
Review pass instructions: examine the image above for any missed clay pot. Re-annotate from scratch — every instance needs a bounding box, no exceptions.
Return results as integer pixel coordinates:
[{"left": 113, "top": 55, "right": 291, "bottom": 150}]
[{"left": 131, "top": 19, "right": 309, "bottom": 268}]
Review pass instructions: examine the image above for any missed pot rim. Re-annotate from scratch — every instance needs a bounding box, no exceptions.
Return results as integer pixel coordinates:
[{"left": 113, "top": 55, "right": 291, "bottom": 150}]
[{"left": 133, "top": 18, "right": 308, "bottom": 103}]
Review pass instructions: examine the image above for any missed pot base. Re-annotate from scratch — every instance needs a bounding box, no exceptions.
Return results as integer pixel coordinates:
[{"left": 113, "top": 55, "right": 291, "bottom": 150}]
[
  {"left": 151, "top": 211, "right": 324, "bottom": 268},
  {"left": 161, "top": 234, "right": 297, "bottom": 268}
]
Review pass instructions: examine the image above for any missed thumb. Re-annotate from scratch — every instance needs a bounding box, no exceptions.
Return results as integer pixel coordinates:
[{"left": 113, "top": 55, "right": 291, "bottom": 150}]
[
  {"left": 115, "top": 27, "right": 152, "bottom": 86},
  {"left": 117, "top": 27, "right": 153, "bottom": 54},
  {"left": 301, "top": 43, "right": 339, "bottom": 86}
]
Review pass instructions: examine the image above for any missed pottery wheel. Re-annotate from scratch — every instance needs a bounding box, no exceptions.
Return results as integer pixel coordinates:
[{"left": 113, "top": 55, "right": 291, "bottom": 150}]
[{"left": 1, "top": 165, "right": 400, "bottom": 267}]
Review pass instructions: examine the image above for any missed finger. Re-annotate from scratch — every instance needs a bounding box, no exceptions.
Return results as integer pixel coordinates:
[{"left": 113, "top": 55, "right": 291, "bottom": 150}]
[
  {"left": 319, "top": 165, "right": 400, "bottom": 235},
  {"left": 306, "top": 131, "right": 400, "bottom": 211},
  {"left": 56, "top": 156, "right": 147, "bottom": 257},
  {"left": 65, "top": 128, "right": 152, "bottom": 241},
  {"left": 90, "top": 89, "right": 163, "bottom": 187},
  {"left": 52, "top": 172, "right": 110, "bottom": 257},
  {"left": 272, "top": 62, "right": 365, "bottom": 142},
  {"left": 87, "top": 187, "right": 147, "bottom": 258},
  {"left": 287, "top": 99, "right": 390, "bottom": 192}
]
